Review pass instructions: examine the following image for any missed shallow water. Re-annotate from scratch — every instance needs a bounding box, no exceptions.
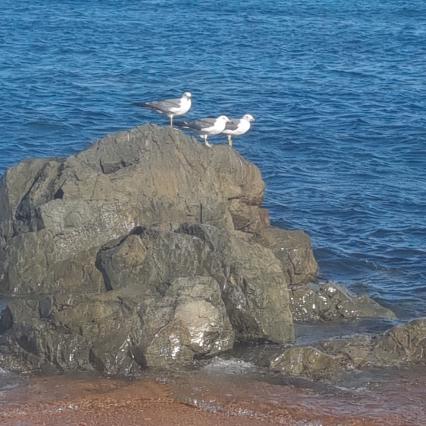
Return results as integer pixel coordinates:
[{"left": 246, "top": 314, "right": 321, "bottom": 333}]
[
  {"left": 1, "top": 361, "right": 425, "bottom": 425},
  {"left": 171, "top": 360, "right": 426, "bottom": 425},
  {"left": 1, "top": 0, "right": 425, "bottom": 317}
]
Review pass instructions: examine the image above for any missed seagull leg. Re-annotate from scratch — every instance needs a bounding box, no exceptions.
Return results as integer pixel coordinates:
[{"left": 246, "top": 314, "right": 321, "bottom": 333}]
[
  {"left": 170, "top": 115, "right": 174, "bottom": 128},
  {"left": 203, "top": 135, "right": 212, "bottom": 148},
  {"left": 227, "top": 135, "right": 233, "bottom": 147}
]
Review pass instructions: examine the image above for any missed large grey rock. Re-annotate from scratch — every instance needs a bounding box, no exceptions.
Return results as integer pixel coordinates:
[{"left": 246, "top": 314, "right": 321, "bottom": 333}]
[{"left": 0, "top": 125, "right": 313, "bottom": 374}]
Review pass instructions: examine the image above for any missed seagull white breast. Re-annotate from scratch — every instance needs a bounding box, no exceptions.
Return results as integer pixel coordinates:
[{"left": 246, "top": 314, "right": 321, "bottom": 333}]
[
  {"left": 169, "top": 96, "right": 191, "bottom": 115},
  {"left": 224, "top": 118, "right": 252, "bottom": 136}
]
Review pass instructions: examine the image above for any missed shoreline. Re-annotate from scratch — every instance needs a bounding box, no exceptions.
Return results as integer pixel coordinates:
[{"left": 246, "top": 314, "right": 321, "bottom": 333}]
[{"left": 1, "top": 366, "right": 426, "bottom": 425}]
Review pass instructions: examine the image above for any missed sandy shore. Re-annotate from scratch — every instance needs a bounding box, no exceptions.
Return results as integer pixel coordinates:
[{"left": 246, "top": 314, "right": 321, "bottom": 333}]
[
  {"left": 0, "top": 375, "right": 264, "bottom": 426},
  {"left": 1, "top": 372, "right": 420, "bottom": 426}
]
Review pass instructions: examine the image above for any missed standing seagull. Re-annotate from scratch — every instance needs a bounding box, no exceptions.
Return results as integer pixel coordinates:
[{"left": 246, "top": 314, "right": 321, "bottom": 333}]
[
  {"left": 223, "top": 114, "right": 255, "bottom": 146},
  {"left": 134, "top": 92, "right": 192, "bottom": 127},
  {"left": 177, "top": 115, "right": 230, "bottom": 147}
]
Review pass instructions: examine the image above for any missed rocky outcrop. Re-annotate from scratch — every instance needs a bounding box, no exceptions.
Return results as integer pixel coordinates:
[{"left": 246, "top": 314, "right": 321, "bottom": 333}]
[
  {"left": 252, "top": 229, "right": 394, "bottom": 323},
  {"left": 0, "top": 125, "right": 315, "bottom": 374},
  {"left": 290, "top": 282, "right": 396, "bottom": 322},
  {"left": 270, "top": 318, "right": 426, "bottom": 380},
  {"left": 0, "top": 124, "right": 401, "bottom": 375}
]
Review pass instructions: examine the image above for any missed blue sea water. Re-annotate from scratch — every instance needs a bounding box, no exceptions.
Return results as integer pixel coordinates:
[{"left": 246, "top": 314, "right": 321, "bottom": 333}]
[{"left": 0, "top": 0, "right": 425, "bottom": 318}]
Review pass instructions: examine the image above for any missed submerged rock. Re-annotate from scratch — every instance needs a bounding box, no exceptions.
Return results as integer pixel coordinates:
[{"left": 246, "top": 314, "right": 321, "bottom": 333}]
[
  {"left": 0, "top": 125, "right": 313, "bottom": 374},
  {"left": 270, "top": 346, "right": 346, "bottom": 380}
]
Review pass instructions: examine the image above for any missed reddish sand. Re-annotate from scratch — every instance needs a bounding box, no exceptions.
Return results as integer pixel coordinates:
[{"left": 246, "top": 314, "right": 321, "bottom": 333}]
[
  {"left": 1, "top": 372, "right": 422, "bottom": 426},
  {"left": 0, "top": 376, "right": 265, "bottom": 426}
]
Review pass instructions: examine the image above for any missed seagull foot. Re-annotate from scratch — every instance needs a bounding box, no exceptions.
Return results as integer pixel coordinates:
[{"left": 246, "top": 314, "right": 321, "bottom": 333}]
[{"left": 205, "top": 141, "right": 212, "bottom": 148}]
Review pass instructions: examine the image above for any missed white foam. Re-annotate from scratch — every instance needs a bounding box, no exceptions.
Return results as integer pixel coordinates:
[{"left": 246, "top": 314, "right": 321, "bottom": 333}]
[{"left": 202, "top": 357, "right": 257, "bottom": 375}]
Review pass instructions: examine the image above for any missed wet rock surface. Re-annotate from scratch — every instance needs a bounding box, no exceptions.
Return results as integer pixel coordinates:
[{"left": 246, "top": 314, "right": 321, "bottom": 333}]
[
  {"left": 270, "top": 346, "right": 346, "bottom": 380},
  {"left": 0, "top": 303, "right": 13, "bottom": 334},
  {"left": 290, "top": 282, "right": 396, "bottom": 322},
  {"left": 253, "top": 227, "right": 318, "bottom": 286},
  {"left": 0, "top": 125, "right": 312, "bottom": 374},
  {"left": 143, "top": 276, "right": 234, "bottom": 368},
  {"left": 270, "top": 318, "right": 426, "bottom": 380}
]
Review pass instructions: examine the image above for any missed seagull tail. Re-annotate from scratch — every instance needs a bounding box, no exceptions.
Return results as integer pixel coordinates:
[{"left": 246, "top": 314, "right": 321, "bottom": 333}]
[
  {"left": 133, "top": 101, "right": 152, "bottom": 109},
  {"left": 134, "top": 101, "right": 165, "bottom": 112}
]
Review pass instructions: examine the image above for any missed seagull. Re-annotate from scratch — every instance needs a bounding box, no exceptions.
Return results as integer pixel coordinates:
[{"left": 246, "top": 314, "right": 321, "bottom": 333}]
[
  {"left": 134, "top": 92, "right": 192, "bottom": 127},
  {"left": 177, "top": 115, "right": 230, "bottom": 147},
  {"left": 223, "top": 114, "right": 255, "bottom": 146}
]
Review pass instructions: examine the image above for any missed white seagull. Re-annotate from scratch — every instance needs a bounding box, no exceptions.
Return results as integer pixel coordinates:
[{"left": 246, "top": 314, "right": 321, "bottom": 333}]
[
  {"left": 134, "top": 92, "right": 192, "bottom": 127},
  {"left": 178, "top": 115, "right": 230, "bottom": 147},
  {"left": 223, "top": 114, "right": 255, "bottom": 146}
]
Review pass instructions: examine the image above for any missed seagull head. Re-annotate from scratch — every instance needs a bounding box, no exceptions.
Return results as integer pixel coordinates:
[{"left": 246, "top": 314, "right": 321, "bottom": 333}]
[
  {"left": 217, "top": 115, "right": 230, "bottom": 123},
  {"left": 183, "top": 92, "right": 192, "bottom": 99},
  {"left": 243, "top": 114, "right": 255, "bottom": 122}
]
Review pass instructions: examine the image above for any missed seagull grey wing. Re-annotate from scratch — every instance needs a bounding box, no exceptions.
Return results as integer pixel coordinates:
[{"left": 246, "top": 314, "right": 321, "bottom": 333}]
[
  {"left": 186, "top": 118, "right": 217, "bottom": 130},
  {"left": 225, "top": 119, "right": 240, "bottom": 131},
  {"left": 145, "top": 97, "right": 181, "bottom": 112},
  {"left": 135, "top": 99, "right": 180, "bottom": 112}
]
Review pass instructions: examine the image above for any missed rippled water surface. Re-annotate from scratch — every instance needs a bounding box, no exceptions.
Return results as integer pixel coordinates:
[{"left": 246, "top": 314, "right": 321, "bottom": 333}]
[{"left": 1, "top": 0, "right": 425, "bottom": 316}]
